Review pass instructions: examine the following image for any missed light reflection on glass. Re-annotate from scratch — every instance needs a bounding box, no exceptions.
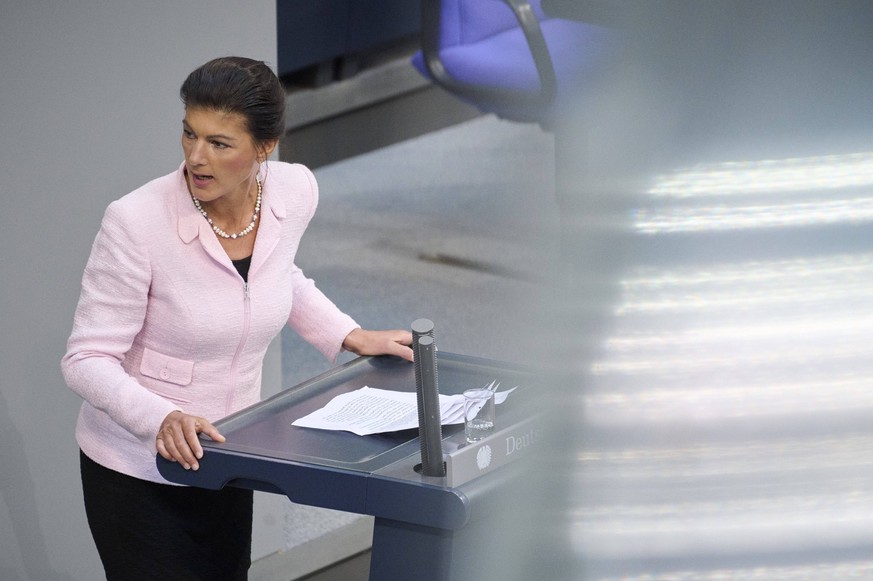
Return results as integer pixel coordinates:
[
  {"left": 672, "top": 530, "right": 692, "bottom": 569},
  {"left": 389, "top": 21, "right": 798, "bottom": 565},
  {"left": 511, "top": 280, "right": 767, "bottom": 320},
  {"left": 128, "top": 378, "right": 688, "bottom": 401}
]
[
  {"left": 647, "top": 152, "right": 873, "bottom": 199},
  {"left": 574, "top": 491, "right": 873, "bottom": 558},
  {"left": 617, "top": 252, "right": 873, "bottom": 315},
  {"left": 593, "top": 560, "right": 873, "bottom": 581},
  {"left": 573, "top": 149, "right": 873, "bottom": 577},
  {"left": 577, "top": 433, "right": 873, "bottom": 478},
  {"left": 586, "top": 377, "right": 873, "bottom": 422},
  {"left": 635, "top": 195, "right": 873, "bottom": 233},
  {"left": 636, "top": 151, "right": 873, "bottom": 233}
]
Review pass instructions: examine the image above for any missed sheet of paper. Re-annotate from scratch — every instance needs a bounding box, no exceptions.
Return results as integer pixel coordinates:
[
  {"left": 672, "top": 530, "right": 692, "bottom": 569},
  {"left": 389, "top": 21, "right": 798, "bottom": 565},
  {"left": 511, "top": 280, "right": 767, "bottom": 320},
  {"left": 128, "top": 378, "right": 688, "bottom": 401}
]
[{"left": 291, "top": 385, "right": 515, "bottom": 436}]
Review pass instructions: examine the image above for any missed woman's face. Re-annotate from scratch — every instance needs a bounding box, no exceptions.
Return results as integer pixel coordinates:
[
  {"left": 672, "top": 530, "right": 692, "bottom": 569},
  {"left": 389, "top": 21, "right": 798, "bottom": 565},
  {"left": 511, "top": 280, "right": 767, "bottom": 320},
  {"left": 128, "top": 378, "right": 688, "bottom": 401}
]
[{"left": 181, "top": 107, "right": 271, "bottom": 204}]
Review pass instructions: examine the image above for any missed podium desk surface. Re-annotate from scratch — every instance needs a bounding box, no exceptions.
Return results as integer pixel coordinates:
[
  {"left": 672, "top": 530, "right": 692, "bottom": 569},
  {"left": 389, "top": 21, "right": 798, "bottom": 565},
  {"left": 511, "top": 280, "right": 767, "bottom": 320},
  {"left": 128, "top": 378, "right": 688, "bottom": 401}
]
[{"left": 157, "top": 352, "right": 539, "bottom": 530}]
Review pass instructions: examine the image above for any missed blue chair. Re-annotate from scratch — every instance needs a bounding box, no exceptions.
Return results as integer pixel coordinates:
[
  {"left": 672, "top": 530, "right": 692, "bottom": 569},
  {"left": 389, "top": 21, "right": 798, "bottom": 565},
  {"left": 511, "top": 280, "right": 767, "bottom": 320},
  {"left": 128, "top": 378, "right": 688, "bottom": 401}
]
[{"left": 411, "top": 0, "right": 612, "bottom": 128}]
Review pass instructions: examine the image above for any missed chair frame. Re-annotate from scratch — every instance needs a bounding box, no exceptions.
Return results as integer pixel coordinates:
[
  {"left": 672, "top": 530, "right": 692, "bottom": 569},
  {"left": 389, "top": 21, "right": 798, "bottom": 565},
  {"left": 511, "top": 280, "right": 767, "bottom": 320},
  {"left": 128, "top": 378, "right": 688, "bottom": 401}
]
[{"left": 419, "top": 0, "right": 558, "bottom": 111}]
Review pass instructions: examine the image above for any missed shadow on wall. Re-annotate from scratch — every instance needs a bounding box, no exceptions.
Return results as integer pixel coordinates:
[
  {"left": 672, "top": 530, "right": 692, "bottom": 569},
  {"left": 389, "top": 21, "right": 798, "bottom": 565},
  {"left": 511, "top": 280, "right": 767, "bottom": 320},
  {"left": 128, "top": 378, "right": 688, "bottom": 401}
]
[{"left": 0, "top": 388, "right": 75, "bottom": 581}]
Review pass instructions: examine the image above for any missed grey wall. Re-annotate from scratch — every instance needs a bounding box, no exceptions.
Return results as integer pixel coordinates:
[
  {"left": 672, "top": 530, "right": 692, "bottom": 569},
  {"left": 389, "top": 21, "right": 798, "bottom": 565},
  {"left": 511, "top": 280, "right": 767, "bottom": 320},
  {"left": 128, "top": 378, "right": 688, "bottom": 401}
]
[{"left": 0, "top": 2, "right": 276, "bottom": 579}]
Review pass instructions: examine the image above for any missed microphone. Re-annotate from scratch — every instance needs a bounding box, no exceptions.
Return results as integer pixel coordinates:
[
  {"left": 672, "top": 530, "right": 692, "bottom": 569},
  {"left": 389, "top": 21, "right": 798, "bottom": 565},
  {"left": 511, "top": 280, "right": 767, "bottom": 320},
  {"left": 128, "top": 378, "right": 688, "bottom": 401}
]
[{"left": 412, "top": 319, "right": 445, "bottom": 477}]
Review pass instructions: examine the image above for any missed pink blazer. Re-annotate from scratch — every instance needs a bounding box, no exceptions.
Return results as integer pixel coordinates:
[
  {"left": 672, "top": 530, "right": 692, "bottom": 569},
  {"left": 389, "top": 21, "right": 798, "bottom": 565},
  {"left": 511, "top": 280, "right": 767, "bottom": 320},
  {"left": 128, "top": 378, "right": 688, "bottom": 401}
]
[{"left": 62, "top": 161, "right": 359, "bottom": 483}]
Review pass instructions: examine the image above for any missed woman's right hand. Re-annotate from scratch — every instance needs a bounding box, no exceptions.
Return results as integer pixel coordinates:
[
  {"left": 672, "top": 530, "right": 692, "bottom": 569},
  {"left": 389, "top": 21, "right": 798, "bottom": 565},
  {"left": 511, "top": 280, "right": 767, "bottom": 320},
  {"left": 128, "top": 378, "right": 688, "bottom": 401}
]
[{"left": 155, "top": 410, "right": 225, "bottom": 471}]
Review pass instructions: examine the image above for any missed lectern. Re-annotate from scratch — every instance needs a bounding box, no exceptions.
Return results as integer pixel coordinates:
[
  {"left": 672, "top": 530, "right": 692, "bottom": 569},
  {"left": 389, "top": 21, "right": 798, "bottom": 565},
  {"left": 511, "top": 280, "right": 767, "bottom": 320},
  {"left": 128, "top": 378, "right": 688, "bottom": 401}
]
[{"left": 157, "top": 352, "right": 542, "bottom": 580}]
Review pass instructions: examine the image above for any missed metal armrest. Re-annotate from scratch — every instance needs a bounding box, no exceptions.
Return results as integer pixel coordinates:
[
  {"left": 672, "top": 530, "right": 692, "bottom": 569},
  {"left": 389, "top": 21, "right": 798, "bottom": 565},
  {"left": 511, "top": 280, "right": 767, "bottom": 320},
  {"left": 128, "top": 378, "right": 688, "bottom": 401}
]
[{"left": 420, "top": 0, "right": 558, "bottom": 110}]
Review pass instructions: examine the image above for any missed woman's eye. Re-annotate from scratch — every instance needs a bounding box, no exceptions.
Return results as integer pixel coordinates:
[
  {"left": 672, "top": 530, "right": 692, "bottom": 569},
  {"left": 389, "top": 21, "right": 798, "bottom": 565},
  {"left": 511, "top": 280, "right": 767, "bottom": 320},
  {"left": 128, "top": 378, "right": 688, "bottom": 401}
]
[
  {"left": 212, "top": 141, "right": 229, "bottom": 149},
  {"left": 183, "top": 130, "right": 195, "bottom": 139}
]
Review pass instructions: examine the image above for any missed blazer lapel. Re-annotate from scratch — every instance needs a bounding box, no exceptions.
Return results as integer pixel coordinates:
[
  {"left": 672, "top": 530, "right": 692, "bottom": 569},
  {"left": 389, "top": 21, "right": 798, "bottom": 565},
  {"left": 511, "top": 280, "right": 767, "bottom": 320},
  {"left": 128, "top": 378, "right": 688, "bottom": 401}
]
[
  {"left": 175, "top": 165, "right": 236, "bottom": 273},
  {"left": 174, "top": 163, "right": 287, "bottom": 277}
]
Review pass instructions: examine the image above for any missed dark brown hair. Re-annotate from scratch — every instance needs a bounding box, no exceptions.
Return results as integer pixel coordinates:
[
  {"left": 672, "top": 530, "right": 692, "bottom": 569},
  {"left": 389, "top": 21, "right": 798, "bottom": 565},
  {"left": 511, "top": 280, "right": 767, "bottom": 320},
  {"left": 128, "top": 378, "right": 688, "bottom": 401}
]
[{"left": 180, "top": 57, "right": 285, "bottom": 146}]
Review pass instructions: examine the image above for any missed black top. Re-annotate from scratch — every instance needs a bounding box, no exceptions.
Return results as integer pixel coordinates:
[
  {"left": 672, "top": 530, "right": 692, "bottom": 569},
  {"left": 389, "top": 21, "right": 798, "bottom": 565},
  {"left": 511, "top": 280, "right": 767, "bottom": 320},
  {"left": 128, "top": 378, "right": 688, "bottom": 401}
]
[{"left": 232, "top": 255, "right": 252, "bottom": 282}]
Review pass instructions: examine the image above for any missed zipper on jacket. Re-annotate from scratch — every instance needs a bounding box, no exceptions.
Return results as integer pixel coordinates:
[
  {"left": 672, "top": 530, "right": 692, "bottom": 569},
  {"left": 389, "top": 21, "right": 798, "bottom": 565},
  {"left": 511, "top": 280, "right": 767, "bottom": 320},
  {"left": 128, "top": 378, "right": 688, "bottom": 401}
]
[{"left": 225, "top": 280, "right": 251, "bottom": 414}]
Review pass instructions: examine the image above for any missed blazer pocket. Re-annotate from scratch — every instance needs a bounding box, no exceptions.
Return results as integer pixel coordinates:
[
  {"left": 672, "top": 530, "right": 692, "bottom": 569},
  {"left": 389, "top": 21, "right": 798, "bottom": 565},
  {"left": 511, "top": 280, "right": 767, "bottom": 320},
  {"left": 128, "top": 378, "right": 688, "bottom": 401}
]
[{"left": 140, "top": 348, "right": 194, "bottom": 386}]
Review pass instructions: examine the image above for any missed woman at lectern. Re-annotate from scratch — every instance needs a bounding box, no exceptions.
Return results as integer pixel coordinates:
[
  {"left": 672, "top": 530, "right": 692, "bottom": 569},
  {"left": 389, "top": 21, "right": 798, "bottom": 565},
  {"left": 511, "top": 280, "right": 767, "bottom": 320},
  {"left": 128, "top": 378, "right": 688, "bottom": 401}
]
[{"left": 61, "top": 56, "right": 413, "bottom": 580}]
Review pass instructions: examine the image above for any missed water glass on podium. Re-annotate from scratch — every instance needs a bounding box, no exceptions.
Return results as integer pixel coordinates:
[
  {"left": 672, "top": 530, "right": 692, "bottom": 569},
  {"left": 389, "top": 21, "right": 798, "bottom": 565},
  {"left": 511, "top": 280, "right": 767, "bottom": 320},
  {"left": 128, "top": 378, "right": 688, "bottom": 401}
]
[{"left": 463, "top": 388, "right": 495, "bottom": 443}]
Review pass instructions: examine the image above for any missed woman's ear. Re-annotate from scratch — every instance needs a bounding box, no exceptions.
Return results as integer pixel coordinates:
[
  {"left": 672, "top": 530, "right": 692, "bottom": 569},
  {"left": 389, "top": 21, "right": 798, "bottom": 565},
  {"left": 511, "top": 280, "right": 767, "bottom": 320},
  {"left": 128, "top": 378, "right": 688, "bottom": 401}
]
[{"left": 259, "top": 139, "right": 279, "bottom": 162}]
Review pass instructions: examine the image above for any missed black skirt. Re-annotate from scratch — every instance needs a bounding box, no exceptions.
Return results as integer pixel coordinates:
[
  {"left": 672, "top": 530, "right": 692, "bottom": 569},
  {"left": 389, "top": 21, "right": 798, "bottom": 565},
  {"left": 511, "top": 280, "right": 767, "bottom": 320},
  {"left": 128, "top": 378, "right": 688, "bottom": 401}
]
[{"left": 80, "top": 450, "right": 253, "bottom": 581}]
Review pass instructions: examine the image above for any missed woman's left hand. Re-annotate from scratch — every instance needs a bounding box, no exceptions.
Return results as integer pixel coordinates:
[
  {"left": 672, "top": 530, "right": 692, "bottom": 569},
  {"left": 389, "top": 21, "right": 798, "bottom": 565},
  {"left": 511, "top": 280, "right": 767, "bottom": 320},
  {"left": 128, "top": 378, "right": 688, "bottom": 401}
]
[{"left": 342, "top": 328, "right": 414, "bottom": 362}]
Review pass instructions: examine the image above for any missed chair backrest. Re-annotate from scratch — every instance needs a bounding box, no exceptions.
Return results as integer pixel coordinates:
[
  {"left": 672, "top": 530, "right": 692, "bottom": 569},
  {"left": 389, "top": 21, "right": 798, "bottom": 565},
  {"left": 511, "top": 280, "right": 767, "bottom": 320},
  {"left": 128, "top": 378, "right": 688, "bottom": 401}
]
[
  {"left": 437, "top": 0, "right": 549, "bottom": 47},
  {"left": 414, "top": 0, "right": 612, "bottom": 127}
]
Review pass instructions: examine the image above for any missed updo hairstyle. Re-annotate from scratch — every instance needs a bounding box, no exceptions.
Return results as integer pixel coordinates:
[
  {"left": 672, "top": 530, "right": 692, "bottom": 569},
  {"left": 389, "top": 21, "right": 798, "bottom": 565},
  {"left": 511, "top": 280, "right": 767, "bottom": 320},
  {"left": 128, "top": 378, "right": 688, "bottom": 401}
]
[{"left": 180, "top": 57, "right": 285, "bottom": 151}]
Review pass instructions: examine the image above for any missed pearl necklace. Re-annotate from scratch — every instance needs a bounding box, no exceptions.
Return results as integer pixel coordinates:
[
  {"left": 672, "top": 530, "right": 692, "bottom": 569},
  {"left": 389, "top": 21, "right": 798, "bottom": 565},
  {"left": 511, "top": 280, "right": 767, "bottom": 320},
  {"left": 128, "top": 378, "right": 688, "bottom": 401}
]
[{"left": 191, "top": 176, "right": 262, "bottom": 239}]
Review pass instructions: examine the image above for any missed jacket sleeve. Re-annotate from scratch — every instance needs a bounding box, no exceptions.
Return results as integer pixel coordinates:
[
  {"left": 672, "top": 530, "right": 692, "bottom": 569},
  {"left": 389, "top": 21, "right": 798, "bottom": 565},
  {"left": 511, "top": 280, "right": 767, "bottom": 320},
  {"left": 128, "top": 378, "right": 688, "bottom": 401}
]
[
  {"left": 61, "top": 201, "right": 181, "bottom": 447},
  {"left": 284, "top": 164, "right": 359, "bottom": 362},
  {"left": 287, "top": 266, "right": 360, "bottom": 362}
]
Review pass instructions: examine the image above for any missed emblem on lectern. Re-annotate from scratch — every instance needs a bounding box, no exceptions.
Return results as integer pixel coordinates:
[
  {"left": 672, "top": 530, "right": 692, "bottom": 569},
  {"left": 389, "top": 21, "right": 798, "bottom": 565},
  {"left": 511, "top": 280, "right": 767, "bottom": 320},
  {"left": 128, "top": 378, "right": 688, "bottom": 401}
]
[{"left": 476, "top": 445, "right": 492, "bottom": 470}]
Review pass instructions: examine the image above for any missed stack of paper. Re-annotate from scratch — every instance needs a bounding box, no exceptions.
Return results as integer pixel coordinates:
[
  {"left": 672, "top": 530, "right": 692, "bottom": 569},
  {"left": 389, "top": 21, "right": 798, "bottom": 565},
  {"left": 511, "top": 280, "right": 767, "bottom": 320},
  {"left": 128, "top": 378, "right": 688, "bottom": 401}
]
[{"left": 291, "top": 385, "right": 515, "bottom": 436}]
